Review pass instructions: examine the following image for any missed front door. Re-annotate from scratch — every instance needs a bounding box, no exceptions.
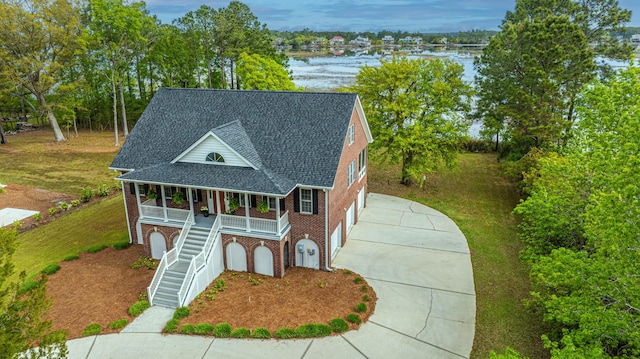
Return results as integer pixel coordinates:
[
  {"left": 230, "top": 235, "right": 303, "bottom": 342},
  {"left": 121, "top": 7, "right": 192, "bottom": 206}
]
[{"left": 207, "top": 190, "right": 215, "bottom": 214}]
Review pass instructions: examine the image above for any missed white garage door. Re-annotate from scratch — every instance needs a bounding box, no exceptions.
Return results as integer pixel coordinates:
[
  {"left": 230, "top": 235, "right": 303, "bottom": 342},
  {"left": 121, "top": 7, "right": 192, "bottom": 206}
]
[
  {"left": 150, "top": 232, "right": 166, "bottom": 259},
  {"left": 330, "top": 222, "right": 342, "bottom": 259},
  {"left": 358, "top": 189, "right": 365, "bottom": 214},
  {"left": 254, "top": 246, "right": 274, "bottom": 276},
  {"left": 346, "top": 202, "right": 355, "bottom": 234},
  {"left": 226, "top": 242, "right": 247, "bottom": 272}
]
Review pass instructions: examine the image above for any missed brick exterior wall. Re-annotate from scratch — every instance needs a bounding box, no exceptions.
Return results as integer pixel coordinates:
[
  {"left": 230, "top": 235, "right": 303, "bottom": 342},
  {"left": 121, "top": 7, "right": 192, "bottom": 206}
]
[{"left": 221, "top": 233, "right": 289, "bottom": 278}]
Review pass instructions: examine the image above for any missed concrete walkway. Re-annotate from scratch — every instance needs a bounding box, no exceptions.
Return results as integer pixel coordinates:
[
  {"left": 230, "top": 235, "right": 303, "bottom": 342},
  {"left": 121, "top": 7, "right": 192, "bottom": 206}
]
[{"left": 67, "top": 193, "right": 476, "bottom": 359}]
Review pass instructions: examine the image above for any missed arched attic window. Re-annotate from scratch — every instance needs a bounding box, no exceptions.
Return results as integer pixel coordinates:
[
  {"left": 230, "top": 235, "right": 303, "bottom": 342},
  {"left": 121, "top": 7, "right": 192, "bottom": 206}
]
[{"left": 206, "top": 152, "right": 225, "bottom": 163}]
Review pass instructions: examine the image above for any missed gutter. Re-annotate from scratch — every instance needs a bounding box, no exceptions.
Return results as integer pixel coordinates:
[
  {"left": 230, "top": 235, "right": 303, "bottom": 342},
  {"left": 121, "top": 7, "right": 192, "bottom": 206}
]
[{"left": 324, "top": 189, "right": 331, "bottom": 272}]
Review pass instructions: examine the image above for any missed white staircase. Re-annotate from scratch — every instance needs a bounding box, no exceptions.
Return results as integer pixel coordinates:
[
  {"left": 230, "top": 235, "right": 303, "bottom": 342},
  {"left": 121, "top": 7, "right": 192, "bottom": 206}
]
[{"left": 148, "top": 216, "right": 224, "bottom": 308}]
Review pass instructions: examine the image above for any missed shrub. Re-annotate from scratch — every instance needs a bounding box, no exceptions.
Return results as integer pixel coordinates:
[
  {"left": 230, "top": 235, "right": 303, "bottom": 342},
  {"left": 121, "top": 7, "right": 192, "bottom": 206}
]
[
  {"left": 63, "top": 254, "right": 79, "bottom": 261},
  {"left": 112, "top": 241, "right": 130, "bottom": 250},
  {"left": 213, "top": 322, "right": 232, "bottom": 337},
  {"left": 41, "top": 263, "right": 61, "bottom": 275},
  {"left": 80, "top": 188, "right": 93, "bottom": 202},
  {"left": 82, "top": 323, "right": 102, "bottom": 336},
  {"left": 19, "top": 279, "right": 41, "bottom": 294},
  {"left": 108, "top": 319, "right": 128, "bottom": 330},
  {"left": 330, "top": 318, "right": 349, "bottom": 333},
  {"left": 231, "top": 328, "right": 251, "bottom": 338},
  {"left": 360, "top": 285, "right": 368, "bottom": 292},
  {"left": 346, "top": 313, "right": 361, "bottom": 325},
  {"left": 173, "top": 307, "right": 191, "bottom": 320},
  {"left": 354, "top": 277, "right": 363, "bottom": 284},
  {"left": 128, "top": 301, "right": 150, "bottom": 317},
  {"left": 58, "top": 201, "right": 69, "bottom": 211},
  {"left": 343, "top": 269, "right": 352, "bottom": 275},
  {"left": 164, "top": 319, "right": 179, "bottom": 333},
  {"left": 362, "top": 295, "right": 370, "bottom": 302},
  {"left": 33, "top": 213, "right": 42, "bottom": 221},
  {"left": 48, "top": 207, "right": 57, "bottom": 216},
  {"left": 179, "top": 324, "right": 195, "bottom": 335},
  {"left": 252, "top": 327, "right": 271, "bottom": 339},
  {"left": 194, "top": 323, "right": 214, "bottom": 335},
  {"left": 87, "top": 244, "right": 107, "bottom": 253},
  {"left": 131, "top": 256, "right": 158, "bottom": 269},
  {"left": 0, "top": 187, "right": 4, "bottom": 194},
  {"left": 355, "top": 302, "right": 367, "bottom": 313},
  {"left": 70, "top": 199, "right": 80, "bottom": 207},
  {"left": 274, "top": 327, "right": 296, "bottom": 339},
  {"left": 95, "top": 184, "right": 111, "bottom": 197}
]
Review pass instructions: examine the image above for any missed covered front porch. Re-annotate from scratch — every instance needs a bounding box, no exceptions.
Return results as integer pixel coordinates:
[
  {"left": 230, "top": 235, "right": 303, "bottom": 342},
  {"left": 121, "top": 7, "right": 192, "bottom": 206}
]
[{"left": 133, "top": 183, "right": 290, "bottom": 238}]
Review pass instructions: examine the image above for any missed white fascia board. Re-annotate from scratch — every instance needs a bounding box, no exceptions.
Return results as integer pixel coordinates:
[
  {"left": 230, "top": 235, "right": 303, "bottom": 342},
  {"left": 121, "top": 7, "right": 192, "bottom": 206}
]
[
  {"left": 354, "top": 95, "right": 374, "bottom": 143},
  {"left": 170, "top": 131, "right": 258, "bottom": 170}
]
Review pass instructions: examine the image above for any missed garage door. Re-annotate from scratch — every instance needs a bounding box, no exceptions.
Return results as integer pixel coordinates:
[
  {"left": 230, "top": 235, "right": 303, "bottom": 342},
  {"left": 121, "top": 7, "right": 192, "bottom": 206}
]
[
  {"left": 254, "top": 246, "right": 274, "bottom": 276},
  {"left": 331, "top": 222, "right": 342, "bottom": 259},
  {"left": 226, "top": 242, "right": 247, "bottom": 272},
  {"left": 358, "top": 189, "right": 365, "bottom": 214},
  {"left": 346, "top": 202, "right": 355, "bottom": 234}
]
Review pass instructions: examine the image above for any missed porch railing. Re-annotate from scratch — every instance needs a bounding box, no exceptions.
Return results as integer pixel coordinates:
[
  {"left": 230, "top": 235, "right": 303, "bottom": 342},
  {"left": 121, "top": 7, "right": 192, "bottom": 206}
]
[
  {"left": 219, "top": 211, "right": 289, "bottom": 234},
  {"left": 140, "top": 202, "right": 190, "bottom": 222}
]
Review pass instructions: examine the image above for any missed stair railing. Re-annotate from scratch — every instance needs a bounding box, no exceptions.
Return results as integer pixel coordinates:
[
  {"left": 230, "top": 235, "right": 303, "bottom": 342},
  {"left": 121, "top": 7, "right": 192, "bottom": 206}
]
[{"left": 147, "top": 252, "right": 168, "bottom": 305}]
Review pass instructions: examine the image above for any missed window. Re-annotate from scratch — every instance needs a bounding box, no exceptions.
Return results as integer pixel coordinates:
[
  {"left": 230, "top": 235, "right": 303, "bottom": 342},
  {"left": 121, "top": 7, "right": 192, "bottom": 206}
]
[
  {"left": 300, "top": 189, "right": 313, "bottom": 214},
  {"left": 206, "top": 152, "right": 225, "bottom": 163},
  {"left": 348, "top": 124, "right": 355, "bottom": 145},
  {"left": 265, "top": 196, "right": 277, "bottom": 210},
  {"left": 358, "top": 148, "right": 367, "bottom": 179},
  {"left": 348, "top": 160, "right": 356, "bottom": 187},
  {"left": 138, "top": 184, "right": 147, "bottom": 196}
]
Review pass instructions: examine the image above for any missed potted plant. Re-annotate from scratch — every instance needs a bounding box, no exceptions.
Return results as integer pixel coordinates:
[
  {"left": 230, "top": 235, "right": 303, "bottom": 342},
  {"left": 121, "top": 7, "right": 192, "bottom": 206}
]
[
  {"left": 146, "top": 188, "right": 157, "bottom": 200},
  {"left": 200, "top": 206, "right": 209, "bottom": 217},
  {"left": 228, "top": 197, "right": 240, "bottom": 213},
  {"left": 172, "top": 191, "right": 185, "bottom": 205},
  {"left": 257, "top": 200, "right": 269, "bottom": 213}
]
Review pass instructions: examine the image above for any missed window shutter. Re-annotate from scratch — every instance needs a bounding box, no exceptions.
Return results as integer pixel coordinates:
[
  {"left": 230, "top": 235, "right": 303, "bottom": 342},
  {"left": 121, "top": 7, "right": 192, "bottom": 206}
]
[
  {"left": 293, "top": 189, "right": 300, "bottom": 212},
  {"left": 251, "top": 195, "right": 257, "bottom": 207},
  {"left": 129, "top": 183, "right": 135, "bottom": 195},
  {"left": 196, "top": 189, "right": 202, "bottom": 202},
  {"left": 312, "top": 189, "right": 319, "bottom": 214},
  {"left": 155, "top": 185, "right": 161, "bottom": 194},
  {"left": 143, "top": 184, "right": 149, "bottom": 193},
  {"left": 279, "top": 198, "right": 286, "bottom": 211}
]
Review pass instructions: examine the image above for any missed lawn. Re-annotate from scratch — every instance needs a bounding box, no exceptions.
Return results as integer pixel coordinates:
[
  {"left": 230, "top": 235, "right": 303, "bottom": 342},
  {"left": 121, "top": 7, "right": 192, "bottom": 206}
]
[{"left": 368, "top": 153, "right": 548, "bottom": 359}]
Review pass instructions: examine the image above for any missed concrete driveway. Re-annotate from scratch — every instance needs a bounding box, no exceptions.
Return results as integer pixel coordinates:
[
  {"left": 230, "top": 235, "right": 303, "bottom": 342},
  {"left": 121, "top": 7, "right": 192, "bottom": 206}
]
[{"left": 67, "top": 193, "right": 476, "bottom": 359}]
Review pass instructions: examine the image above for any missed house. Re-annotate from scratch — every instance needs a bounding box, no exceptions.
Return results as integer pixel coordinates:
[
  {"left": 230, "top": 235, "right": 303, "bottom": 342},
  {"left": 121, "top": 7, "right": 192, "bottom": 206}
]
[
  {"left": 349, "top": 36, "right": 371, "bottom": 47},
  {"left": 329, "top": 36, "right": 345, "bottom": 46},
  {"left": 382, "top": 35, "right": 395, "bottom": 45},
  {"left": 110, "top": 89, "right": 372, "bottom": 307}
]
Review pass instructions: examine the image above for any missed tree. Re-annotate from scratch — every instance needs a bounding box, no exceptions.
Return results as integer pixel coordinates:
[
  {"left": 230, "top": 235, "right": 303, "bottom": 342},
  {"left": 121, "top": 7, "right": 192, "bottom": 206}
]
[
  {"left": 0, "top": 0, "right": 83, "bottom": 142},
  {"left": 350, "top": 56, "right": 473, "bottom": 184},
  {"left": 0, "top": 224, "right": 67, "bottom": 358},
  {"left": 236, "top": 53, "right": 299, "bottom": 91}
]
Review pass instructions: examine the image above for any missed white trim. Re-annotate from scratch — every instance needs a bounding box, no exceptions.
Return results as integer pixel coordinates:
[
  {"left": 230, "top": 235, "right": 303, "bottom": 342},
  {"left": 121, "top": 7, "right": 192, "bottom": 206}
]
[
  {"left": 121, "top": 182, "right": 133, "bottom": 244},
  {"left": 348, "top": 124, "right": 355, "bottom": 145},
  {"left": 347, "top": 160, "right": 357, "bottom": 187},
  {"left": 170, "top": 131, "right": 258, "bottom": 169},
  {"left": 300, "top": 188, "right": 313, "bottom": 214},
  {"left": 354, "top": 96, "right": 374, "bottom": 143},
  {"left": 325, "top": 189, "right": 330, "bottom": 270}
]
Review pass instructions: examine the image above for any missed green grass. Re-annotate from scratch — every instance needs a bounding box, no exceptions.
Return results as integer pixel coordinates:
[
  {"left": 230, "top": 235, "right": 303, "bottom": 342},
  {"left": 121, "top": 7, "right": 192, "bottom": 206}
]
[
  {"left": 13, "top": 195, "right": 128, "bottom": 280},
  {"left": 368, "top": 153, "right": 547, "bottom": 359}
]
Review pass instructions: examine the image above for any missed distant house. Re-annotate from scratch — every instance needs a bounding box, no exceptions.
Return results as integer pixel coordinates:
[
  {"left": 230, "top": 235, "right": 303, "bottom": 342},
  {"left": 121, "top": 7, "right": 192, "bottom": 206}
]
[
  {"left": 382, "top": 35, "right": 395, "bottom": 45},
  {"left": 349, "top": 36, "right": 371, "bottom": 47},
  {"left": 110, "top": 89, "right": 373, "bottom": 307},
  {"left": 631, "top": 34, "right": 640, "bottom": 46},
  {"left": 329, "top": 35, "right": 345, "bottom": 46}
]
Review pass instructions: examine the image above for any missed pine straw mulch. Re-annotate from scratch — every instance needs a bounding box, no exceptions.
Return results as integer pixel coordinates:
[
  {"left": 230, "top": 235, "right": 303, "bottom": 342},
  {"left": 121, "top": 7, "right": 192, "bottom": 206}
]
[{"left": 44, "top": 245, "right": 376, "bottom": 339}]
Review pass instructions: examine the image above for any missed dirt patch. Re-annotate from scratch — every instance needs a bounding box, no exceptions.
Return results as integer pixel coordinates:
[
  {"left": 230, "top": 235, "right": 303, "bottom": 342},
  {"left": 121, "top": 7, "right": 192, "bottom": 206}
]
[
  {"left": 0, "top": 183, "right": 78, "bottom": 228},
  {"left": 43, "top": 245, "right": 376, "bottom": 340}
]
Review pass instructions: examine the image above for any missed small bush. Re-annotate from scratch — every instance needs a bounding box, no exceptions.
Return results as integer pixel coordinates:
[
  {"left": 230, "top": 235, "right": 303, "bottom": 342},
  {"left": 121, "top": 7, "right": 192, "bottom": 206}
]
[
  {"left": 213, "top": 322, "right": 232, "bottom": 337},
  {"left": 58, "top": 202, "right": 69, "bottom": 211},
  {"left": 343, "top": 269, "right": 352, "bottom": 275},
  {"left": 355, "top": 302, "right": 367, "bottom": 313},
  {"left": 95, "top": 184, "right": 111, "bottom": 197},
  {"left": 252, "top": 327, "right": 271, "bottom": 339},
  {"left": 82, "top": 323, "right": 102, "bottom": 336},
  {"left": 112, "top": 241, "right": 130, "bottom": 250},
  {"left": 330, "top": 318, "right": 349, "bottom": 333},
  {"left": 231, "top": 328, "right": 251, "bottom": 338},
  {"left": 19, "top": 279, "right": 41, "bottom": 294},
  {"left": 0, "top": 187, "right": 4, "bottom": 194},
  {"left": 41, "top": 263, "right": 61, "bottom": 275},
  {"left": 63, "top": 254, "right": 79, "bottom": 261},
  {"left": 33, "top": 213, "right": 42, "bottom": 221},
  {"left": 87, "top": 244, "right": 108, "bottom": 253},
  {"left": 108, "top": 319, "right": 128, "bottom": 330},
  {"left": 354, "top": 277, "right": 363, "bottom": 284},
  {"left": 179, "top": 324, "right": 195, "bottom": 335},
  {"left": 274, "top": 327, "right": 296, "bottom": 339},
  {"left": 346, "top": 313, "right": 361, "bottom": 325},
  {"left": 131, "top": 256, "right": 158, "bottom": 269},
  {"left": 128, "top": 301, "right": 150, "bottom": 317},
  {"left": 362, "top": 294, "right": 370, "bottom": 302},
  {"left": 360, "top": 285, "right": 368, "bottom": 292},
  {"left": 164, "top": 319, "right": 180, "bottom": 333},
  {"left": 194, "top": 323, "right": 214, "bottom": 335},
  {"left": 70, "top": 199, "right": 80, "bottom": 207},
  {"left": 173, "top": 307, "right": 191, "bottom": 320},
  {"left": 80, "top": 188, "right": 93, "bottom": 202},
  {"left": 48, "top": 207, "right": 57, "bottom": 216}
]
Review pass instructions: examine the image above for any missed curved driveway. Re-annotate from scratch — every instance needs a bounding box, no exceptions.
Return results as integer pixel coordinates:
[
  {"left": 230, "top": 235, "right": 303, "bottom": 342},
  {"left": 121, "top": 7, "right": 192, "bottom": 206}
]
[{"left": 67, "top": 193, "right": 476, "bottom": 359}]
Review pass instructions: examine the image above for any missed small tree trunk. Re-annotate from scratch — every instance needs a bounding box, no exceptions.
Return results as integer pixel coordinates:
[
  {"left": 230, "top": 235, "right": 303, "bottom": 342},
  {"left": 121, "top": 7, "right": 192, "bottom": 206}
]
[
  {"left": 0, "top": 122, "right": 6, "bottom": 144},
  {"left": 112, "top": 68, "right": 119, "bottom": 146},
  {"left": 119, "top": 81, "right": 128, "bottom": 138},
  {"left": 36, "top": 93, "right": 66, "bottom": 142}
]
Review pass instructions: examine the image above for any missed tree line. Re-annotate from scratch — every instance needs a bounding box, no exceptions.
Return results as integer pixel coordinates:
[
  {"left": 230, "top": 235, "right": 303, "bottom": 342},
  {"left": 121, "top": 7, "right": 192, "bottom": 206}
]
[{"left": 0, "top": 0, "right": 293, "bottom": 144}]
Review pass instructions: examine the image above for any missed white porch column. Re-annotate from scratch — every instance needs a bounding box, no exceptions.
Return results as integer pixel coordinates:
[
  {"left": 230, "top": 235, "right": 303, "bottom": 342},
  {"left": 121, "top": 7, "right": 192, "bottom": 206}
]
[
  {"left": 215, "top": 190, "right": 222, "bottom": 215},
  {"left": 188, "top": 188, "right": 195, "bottom": 224},
  {"left": 244, "top": 193, "right": 251, "bottom": 232},
  {"left": 134, "top": 183, "right": 142, "bottom": 218},
  {"left": 161, "top": 185, "right": 168, "bottom": 222},
  {"left": 276, "top": 197, "right": 281, "bottom": 234}
]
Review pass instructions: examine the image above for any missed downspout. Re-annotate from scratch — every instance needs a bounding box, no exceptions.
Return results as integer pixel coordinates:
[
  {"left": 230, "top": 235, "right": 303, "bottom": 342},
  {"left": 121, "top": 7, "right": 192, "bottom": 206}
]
[
  {"left": 121, "top": 181, "right": 132, "bottom": 244},
  {"left": 324, "top": 189, "right": 331, "bottom": 272}
]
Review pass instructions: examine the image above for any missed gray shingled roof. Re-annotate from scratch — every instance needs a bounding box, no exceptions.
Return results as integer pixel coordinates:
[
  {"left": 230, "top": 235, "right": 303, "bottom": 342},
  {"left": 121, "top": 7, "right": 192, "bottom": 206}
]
[{"left": 110, "top": 89, "right": 359, "bottom": 196}]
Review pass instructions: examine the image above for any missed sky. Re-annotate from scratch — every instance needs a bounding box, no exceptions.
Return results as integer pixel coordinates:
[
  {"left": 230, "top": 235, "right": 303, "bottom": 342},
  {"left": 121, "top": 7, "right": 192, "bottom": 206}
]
[{"left": 145, "top": 0, "right": 640, "bottom": 33}]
